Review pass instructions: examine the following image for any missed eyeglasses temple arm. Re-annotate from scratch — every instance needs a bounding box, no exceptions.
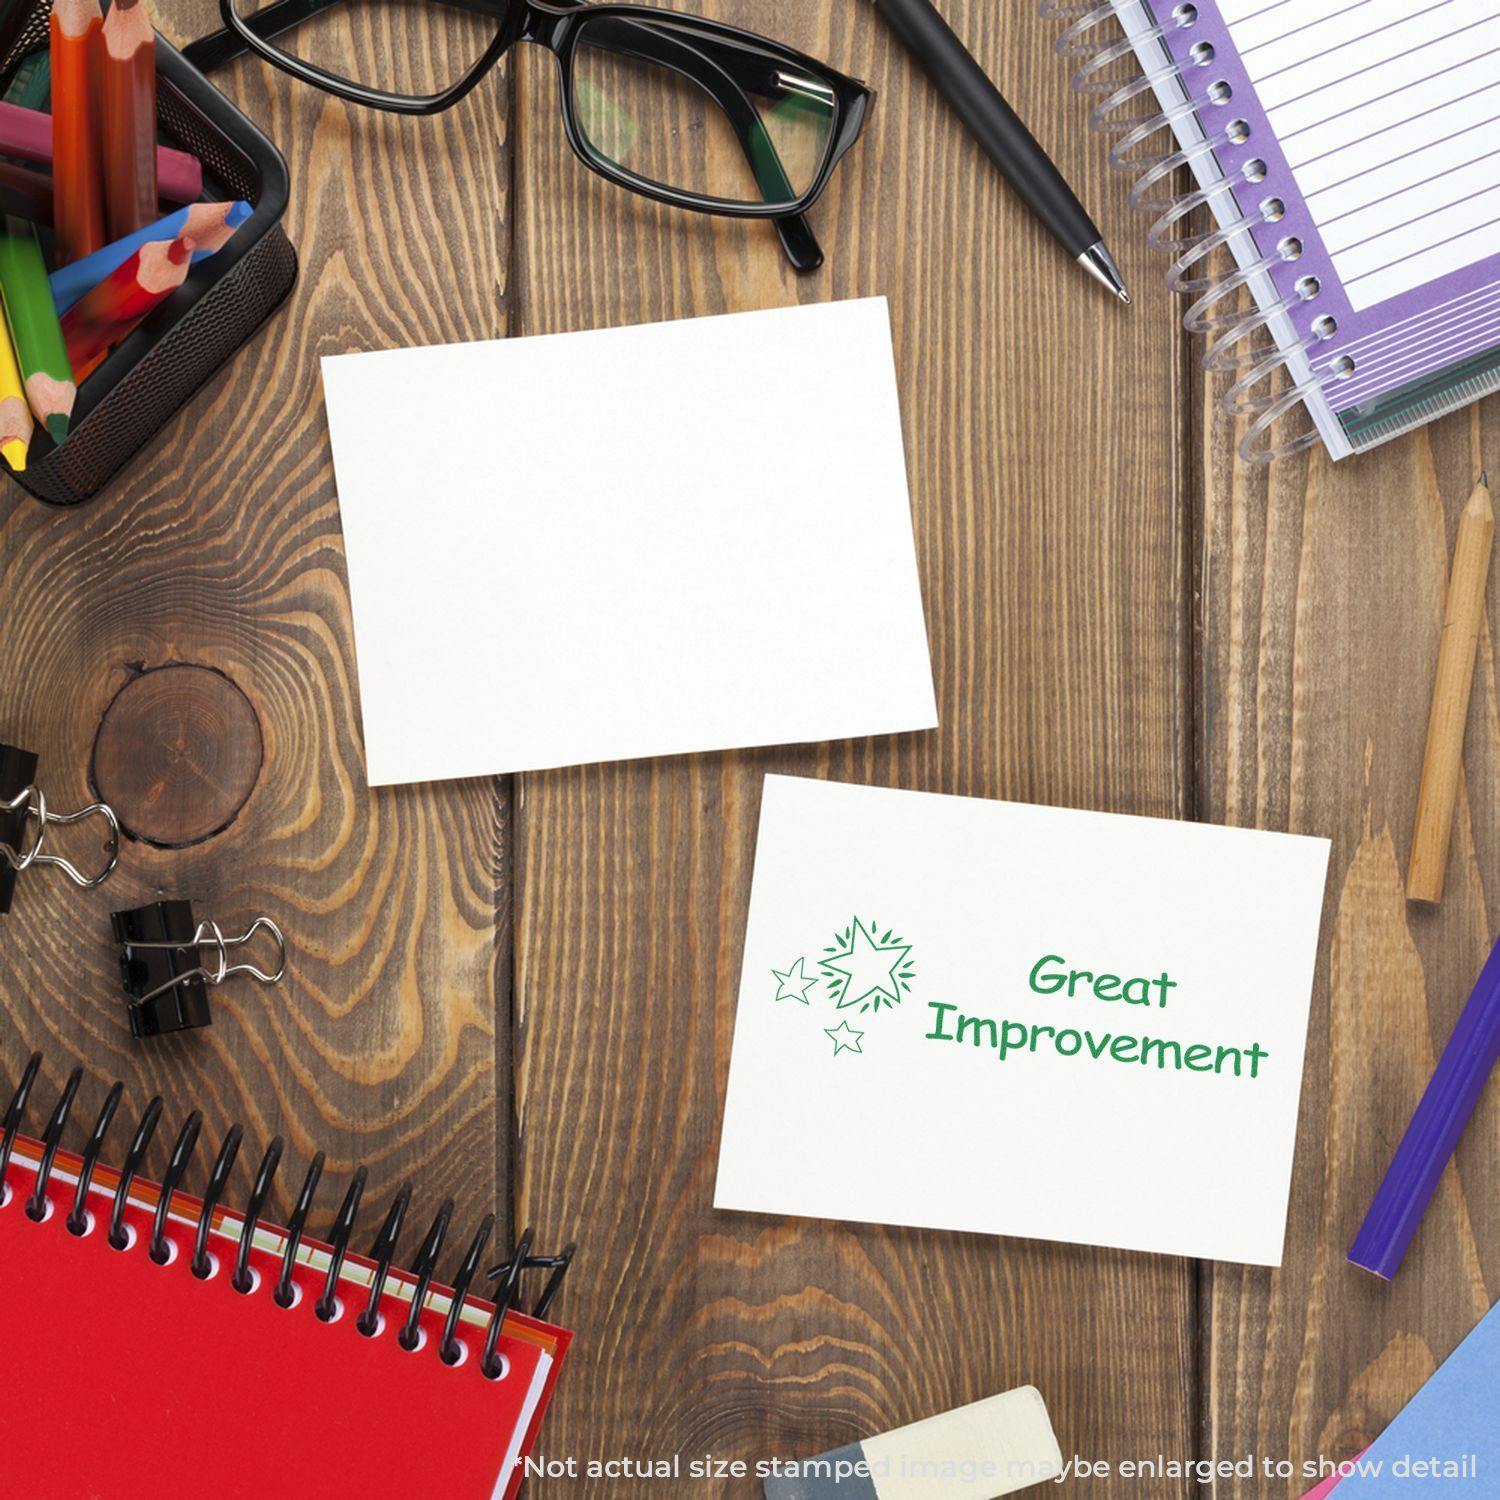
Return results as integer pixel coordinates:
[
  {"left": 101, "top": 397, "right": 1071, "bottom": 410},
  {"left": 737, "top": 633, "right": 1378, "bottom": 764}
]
[{"left": 181, "top": 2, "right": 824, "bottom": 271}]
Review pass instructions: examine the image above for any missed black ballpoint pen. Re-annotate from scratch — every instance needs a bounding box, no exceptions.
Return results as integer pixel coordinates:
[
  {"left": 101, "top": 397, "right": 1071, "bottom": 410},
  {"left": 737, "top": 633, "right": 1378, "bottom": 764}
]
[{"left": 871, "top": 0, "right": 1131, "bottom": 303}]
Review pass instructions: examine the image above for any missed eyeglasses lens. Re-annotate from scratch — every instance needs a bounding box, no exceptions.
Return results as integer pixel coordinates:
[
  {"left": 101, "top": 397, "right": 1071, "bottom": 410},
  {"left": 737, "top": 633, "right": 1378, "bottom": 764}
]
[{"left": 570, "top": 15, "right": 838, "bottom": 209}]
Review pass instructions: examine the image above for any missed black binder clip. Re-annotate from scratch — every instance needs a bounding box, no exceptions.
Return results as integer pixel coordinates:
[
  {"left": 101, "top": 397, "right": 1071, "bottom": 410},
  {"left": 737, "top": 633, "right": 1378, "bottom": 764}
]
[
  {"left": 111, "top": 899, "right": 287, "bottom": 1038},
  {"left": 1, "top": 742, "right": 120, "bottom": 916}
]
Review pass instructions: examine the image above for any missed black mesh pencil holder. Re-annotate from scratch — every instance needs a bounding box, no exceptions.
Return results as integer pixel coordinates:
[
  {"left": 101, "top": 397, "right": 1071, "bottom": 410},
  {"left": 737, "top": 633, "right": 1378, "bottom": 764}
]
[{"left": 0, "top": 21, "right": 296, "bottom": 507}]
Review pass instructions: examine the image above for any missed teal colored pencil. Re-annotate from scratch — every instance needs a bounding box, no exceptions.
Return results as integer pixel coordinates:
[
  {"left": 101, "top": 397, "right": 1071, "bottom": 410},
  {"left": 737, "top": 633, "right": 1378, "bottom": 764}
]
[{"left": 3, "top": 50, "right": 48, "bottom": 109}]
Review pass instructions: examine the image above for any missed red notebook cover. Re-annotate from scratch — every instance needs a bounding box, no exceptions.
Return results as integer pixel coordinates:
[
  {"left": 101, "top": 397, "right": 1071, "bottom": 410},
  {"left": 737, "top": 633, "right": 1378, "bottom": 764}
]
[{"left": 0, "top": 1134, "right": 571, "bottom": 1499}]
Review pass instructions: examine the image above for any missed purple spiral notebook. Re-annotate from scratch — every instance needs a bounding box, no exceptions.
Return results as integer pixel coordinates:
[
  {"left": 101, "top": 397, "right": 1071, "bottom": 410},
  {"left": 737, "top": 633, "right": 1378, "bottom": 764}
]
[{"left": 1053, "top": 0, "right": 1500, "bottom": 462}]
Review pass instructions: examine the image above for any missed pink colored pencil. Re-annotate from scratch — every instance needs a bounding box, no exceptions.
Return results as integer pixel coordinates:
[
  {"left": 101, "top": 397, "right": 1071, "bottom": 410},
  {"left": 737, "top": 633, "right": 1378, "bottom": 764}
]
[{"left": 0, "top": 101, "right": 201, "bottom": 204}]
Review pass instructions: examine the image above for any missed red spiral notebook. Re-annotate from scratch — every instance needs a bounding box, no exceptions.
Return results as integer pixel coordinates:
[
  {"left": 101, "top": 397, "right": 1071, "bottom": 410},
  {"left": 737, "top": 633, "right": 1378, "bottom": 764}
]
[{"left": 0, "top": 1097, "right": 571, "bottom": 1499}]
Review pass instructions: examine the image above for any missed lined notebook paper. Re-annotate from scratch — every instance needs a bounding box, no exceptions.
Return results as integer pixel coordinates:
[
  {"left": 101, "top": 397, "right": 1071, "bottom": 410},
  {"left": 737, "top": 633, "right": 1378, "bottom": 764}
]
[
  {"left": 1231, "top": 0, "right": 1500, "bottom": 312},
  {"left": 1058, "top": 0, "right": 1500, "bottom": 460}
]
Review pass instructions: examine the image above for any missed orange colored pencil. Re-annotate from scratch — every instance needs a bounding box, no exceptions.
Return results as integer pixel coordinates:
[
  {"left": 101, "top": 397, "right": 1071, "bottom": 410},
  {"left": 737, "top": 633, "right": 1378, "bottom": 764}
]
[
  {"left": 62, "top": 234, "right": 192, "bottom": 380},
  {"left": 50, "top": 0, "right": 106, "bottom": 264},
  {"left": 102, "top": 0, "right": 158, "bottom": 240}
]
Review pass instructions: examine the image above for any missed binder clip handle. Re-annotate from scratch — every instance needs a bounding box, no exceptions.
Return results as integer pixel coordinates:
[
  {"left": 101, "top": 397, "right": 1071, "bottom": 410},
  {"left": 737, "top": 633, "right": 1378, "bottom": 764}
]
[
  {"left": 127, "top": 916, "right": 287, "bottom": 1004},
  {"left": 0, "top": 784, "right": 121, "bottom": 890},
  {"left": 113, "top": 901, "right": 287, "bottom": 1039},
  {"left": 193, "top": 915, "right": 287, "bottom": 992}
]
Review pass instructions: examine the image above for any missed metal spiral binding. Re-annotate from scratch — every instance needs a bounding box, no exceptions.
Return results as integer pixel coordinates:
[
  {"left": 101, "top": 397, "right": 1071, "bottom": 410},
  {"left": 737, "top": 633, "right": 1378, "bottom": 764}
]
[
  {"left": 0, "top": 1054, "right": 576, "bottom": 1378},
  {"left": 1041, "top": 0, "right": 1336, "bottom": 462}
]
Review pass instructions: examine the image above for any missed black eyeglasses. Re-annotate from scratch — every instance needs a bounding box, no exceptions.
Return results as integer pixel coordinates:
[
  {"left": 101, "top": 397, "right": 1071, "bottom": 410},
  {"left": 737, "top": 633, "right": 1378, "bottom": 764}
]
[{"left": 183, "top": 0, "right": 873, "bottom": 271}]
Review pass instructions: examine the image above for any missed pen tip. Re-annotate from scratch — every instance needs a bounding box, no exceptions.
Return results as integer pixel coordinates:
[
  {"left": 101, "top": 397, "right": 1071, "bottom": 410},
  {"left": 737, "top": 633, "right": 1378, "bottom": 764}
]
[
  {"left": 1480, "top": 470, "right": 1488, "bottom": 487},
  {"left": 1078, "top": 242, "right": 1130, "bottom": 304}
]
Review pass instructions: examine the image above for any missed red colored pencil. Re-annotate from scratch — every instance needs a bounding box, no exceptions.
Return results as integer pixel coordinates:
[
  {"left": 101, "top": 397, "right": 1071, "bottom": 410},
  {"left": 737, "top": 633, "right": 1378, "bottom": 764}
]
[
  {"left": 50, "top": 0, "right": 107, "bottom": 263},
  {"left": 101, "top": 0, "right": 157, "bottom": 240},
  {"left": 61, "top": 234, "right": 192, "bottom": 380}
]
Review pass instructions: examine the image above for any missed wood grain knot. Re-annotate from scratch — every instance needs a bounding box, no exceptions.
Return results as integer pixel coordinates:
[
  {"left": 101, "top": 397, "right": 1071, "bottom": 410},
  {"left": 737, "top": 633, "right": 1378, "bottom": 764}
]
[{"left": 92, "top": 665, "right": 264, "bottom": 848}]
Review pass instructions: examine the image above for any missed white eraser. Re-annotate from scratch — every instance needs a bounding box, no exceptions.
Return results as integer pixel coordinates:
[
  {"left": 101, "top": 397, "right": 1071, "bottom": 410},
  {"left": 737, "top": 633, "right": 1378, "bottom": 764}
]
[{"left": 860, "top": 1386, "right": 1063, "bottom": 1499}]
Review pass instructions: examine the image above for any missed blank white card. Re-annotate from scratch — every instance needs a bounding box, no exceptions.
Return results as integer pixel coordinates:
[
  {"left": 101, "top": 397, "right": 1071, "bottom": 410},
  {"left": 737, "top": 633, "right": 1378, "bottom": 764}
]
[{"left": 322, "top": 298, "right": 937, "bottom": 786}]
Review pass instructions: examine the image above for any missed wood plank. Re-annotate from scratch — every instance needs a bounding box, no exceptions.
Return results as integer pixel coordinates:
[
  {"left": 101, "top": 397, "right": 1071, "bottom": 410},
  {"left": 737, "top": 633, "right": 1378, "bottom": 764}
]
[
  {"left": 509, "top": 2, "right": 1197, "bottom": 1489},
  {"left": 1199, "top": 362, "right": 1500, "bottom": 1482},
  {"left": 0, "top": 8, "right": 512, "bottom": 1255}
]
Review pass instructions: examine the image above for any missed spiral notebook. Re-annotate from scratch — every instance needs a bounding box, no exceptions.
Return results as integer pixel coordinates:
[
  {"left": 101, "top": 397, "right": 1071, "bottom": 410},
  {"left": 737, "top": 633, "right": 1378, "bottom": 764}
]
[
  {"left": 1052, "top": 0, "right": 1500, "bottom": 462},
  {"left": 0, "top": 1058, "right": 573, "bottom": 1500}
]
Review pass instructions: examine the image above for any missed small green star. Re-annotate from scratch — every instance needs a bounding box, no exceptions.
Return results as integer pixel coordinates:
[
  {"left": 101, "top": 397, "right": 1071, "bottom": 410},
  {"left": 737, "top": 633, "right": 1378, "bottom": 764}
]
[
  {"left": 772, "top": 956, "right": 818, "bottom": 1004},
  {"left": 825, "top": 1019, "right": 865, "bottom": 1056}
]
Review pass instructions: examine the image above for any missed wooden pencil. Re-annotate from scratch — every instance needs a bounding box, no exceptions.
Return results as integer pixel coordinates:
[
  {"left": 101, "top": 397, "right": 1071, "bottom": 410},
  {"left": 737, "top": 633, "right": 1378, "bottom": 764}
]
[
  {"left": 0, "top": 312, "right": 33, "bottom": 470},
  {"left": 0, "top": 218, "right": 74, "bottom": 443},
  {"left": 61, "top": 233, "right": 192, "bottom": 380},
  {"left": 1407, "top": 472, "right": 1495, "bottom": 904},
  {"left": 50, "top": 0, "right": 106, "bottom": 263},
  {"left": 101, "top": 0, "right": 157, "bottom": 240}
]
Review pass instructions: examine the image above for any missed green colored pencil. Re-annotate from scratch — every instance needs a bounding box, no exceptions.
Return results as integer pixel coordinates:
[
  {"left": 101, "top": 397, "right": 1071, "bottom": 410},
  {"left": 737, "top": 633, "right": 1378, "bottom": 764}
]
[{"left": 0, "top": 218, "right": 74, "bottom": 443}]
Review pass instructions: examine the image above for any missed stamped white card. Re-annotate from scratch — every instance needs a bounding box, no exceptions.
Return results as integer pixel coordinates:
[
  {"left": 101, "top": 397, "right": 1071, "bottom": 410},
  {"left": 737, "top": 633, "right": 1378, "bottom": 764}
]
[{"left": 715, "top": 775, "right": 1331, "bottom": 1266}]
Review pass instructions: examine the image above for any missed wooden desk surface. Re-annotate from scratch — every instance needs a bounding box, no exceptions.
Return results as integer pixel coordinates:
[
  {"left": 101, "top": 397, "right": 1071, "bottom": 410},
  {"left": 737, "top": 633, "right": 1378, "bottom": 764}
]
[{"left": 1, "top": 1, "right": 1496, "bottom": 1493}]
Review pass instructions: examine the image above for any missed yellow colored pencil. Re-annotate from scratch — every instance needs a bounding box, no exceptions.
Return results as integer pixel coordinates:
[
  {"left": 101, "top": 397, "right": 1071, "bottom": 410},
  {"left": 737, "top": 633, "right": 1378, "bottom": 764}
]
[{"left": 0, "top": 311, "right": 33, "bottom": 470}]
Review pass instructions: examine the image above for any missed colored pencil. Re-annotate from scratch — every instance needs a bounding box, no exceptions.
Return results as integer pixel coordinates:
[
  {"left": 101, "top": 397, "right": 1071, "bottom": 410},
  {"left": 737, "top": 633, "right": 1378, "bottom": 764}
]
[
  {"left": 1349, "top": 934, "right": 1500, "bottom": 1279},
  {"left": 3, "top": 50, "right": 50, "bottom": 109},
  {"left": 101, "top": 0, "right": 157, "bottom": 240},
  {"left": 0, "top": 158, "right": 57, "bottom": 224},
  {"left": 51, "top": 200, "right": 250, "bottom": 314},
  {"left": 0, "top": 313, "right": 32, "bottom": 470},
  {"left": 50, "top": 0, "right": 106, "bottom": 264},
  {"left": 0, "top": 158, "right": 198, "bottom": 231},
  {"left": 0, "top": 218, "right": 74, "bottom": 442},
  {"left": 0, "top": 101, "right": 200, "bottom": 204},
  {"left": 1407, "top": 472, "right": 1495, "bottom": 904},
  {"left": 61, "top": 233, "right": 192, "bottom": 379}
]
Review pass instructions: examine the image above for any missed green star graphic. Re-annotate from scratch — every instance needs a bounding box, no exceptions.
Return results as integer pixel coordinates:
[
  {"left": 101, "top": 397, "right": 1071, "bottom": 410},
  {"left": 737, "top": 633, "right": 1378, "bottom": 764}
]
[
  {"left": 820, "top": 917, "right": 915, "bottom": 1012},
  {"left": 771, "top": 956, "right": 817, "bottom": 1004},
  {"left": 825, "top": 1019, "right": 865, "bottom": 1056}
]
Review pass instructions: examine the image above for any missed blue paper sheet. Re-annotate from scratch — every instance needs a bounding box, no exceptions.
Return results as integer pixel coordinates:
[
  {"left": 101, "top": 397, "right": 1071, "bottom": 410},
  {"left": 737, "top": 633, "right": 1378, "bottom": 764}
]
[{"left": 1328, "top": 1299, "right": 1498, "bottom": 1493}]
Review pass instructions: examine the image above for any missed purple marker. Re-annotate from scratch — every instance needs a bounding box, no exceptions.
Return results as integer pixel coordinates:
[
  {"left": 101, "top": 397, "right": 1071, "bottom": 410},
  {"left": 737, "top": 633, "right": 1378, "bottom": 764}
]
[{"left": 1349, "top": 935, "right": 1500, "bottom": 1279}]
